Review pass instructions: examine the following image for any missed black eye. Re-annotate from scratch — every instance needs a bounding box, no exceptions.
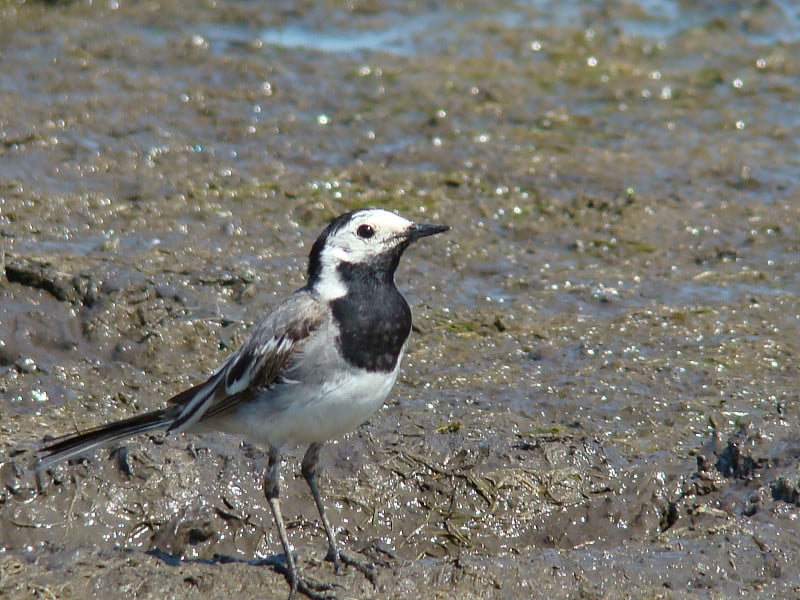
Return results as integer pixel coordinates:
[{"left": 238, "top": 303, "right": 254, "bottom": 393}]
[{"left": 356, "top": 224, "right": 375, "bottom": 239}]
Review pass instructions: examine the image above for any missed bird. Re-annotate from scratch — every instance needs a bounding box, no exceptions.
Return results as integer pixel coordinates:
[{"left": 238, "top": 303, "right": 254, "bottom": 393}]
[{"left": 33, "top": 208, "right": 449, "bottom": 599}]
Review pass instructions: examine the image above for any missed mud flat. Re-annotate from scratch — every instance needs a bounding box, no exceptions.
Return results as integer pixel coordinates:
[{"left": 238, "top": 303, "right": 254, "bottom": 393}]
[{"left": 2, "top": 1, "right": 799, "bottom": 598}]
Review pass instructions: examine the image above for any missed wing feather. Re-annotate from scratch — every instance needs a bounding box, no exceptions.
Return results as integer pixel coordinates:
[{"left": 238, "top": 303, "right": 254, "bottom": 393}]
[{"left": 166, "top": 291, "right": 324, "bottom": 433}]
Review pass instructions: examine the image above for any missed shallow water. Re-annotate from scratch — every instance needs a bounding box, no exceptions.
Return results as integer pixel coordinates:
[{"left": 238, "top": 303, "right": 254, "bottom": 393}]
[{"left": 2, "top": 0, "right": 800, "bottom": 598}]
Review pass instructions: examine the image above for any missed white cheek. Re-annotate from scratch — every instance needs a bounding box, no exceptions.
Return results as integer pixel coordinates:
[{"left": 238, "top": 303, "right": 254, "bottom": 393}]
[
  {"left": 315, "top": 247, "right": 349, "bottom": 300},
  {"left": 330, "top": 246, "right": 351, "bottom": 262}
]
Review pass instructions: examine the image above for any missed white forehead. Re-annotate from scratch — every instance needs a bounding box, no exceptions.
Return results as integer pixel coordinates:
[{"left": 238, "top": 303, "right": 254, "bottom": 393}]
[{"left": 345, "top": 209, "right": 412, "bottom": 232}]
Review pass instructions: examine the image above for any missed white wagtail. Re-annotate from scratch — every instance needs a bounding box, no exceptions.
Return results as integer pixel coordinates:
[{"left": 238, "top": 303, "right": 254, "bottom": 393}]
[{"left": 34, "top": 208, "right": 449, "bottom": 599}]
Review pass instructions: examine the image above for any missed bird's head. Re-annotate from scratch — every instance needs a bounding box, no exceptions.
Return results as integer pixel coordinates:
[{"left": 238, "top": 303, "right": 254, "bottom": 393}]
[{"left": 307, "top": 208, "right": 449, "bottom": 300}]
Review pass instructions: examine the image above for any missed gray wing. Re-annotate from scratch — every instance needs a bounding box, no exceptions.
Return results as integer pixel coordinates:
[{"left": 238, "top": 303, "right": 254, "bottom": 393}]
[{"left": 166, "top": 290, "right": 325, "bottom": 432}]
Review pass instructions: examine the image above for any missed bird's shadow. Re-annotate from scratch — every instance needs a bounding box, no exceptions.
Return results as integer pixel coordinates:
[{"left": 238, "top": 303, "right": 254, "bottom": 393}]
[
  {"left": 144, "top": 548, "right": 339, "bottom": 597},
  {"left": 145, "top": 547, "right": 288, "bottom": 570}
]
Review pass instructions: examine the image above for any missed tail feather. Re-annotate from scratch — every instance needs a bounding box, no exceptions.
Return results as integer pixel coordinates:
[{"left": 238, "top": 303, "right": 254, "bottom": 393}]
[{"left": 35, "top": 408, "right": 176, "bottom": 471}]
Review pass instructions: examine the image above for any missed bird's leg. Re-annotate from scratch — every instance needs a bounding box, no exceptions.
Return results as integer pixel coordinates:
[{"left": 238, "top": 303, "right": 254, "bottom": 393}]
[
  {"left": 265, "top": 446, "right": 334, "bottom": 600},
  {"left": 265, "top": 446, "right": 299, "bottom": 598},
  {"left": 301, "top": 442, "right": 342, "bottom": 568},
  {"left": 301, "top": 442, "right": 377, "bottom": 586}
]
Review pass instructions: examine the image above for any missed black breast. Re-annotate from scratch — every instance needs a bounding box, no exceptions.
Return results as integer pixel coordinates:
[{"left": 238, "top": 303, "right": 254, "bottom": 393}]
[{"left": 330, "top": 261, "right": 412, "bottom": 372}]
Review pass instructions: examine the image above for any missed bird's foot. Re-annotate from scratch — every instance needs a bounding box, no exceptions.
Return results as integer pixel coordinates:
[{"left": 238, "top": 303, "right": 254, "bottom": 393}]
[
  {"left": 326, "top": 544, "right": 395, "bottom": 587},
  {"left": 269, "top": 558, "right": 337, "bottom": 600}
]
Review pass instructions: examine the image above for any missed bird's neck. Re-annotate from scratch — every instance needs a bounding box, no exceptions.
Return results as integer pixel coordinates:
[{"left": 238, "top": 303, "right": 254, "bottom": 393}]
[{"left": 309, "top": 250, "right": 402, "bottom": 303}]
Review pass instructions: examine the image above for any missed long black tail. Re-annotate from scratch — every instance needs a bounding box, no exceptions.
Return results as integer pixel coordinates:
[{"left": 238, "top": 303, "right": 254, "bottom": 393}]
[{"left": 35, "top": 408, "right": 176, "bottom": 471}]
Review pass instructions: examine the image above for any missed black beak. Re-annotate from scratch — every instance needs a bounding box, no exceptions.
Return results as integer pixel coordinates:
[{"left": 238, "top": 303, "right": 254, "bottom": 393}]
[{"left": 407, "top": 223, "right": 450, "bottom": 241}]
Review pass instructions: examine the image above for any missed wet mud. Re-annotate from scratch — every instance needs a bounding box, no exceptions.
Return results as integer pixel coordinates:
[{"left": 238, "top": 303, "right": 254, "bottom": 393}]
[{"left": 2, "top": 0, "right": 800, "bottom": 598}]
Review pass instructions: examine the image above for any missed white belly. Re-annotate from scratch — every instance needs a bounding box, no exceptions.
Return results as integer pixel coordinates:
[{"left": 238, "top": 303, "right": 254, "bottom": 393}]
[{"left": 198, "top": 362, "right": 401, "bottom": 448}]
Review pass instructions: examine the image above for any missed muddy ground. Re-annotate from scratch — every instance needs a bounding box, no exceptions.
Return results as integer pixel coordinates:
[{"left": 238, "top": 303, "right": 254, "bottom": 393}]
[{"left": 1, "top": 0, "right": 800, "bottom": 598}]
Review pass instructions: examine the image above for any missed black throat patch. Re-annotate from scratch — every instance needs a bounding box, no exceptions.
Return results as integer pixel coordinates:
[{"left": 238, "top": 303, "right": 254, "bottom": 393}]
[{"left": 329, "top": 257, "right": 412, "bottom": 373}]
